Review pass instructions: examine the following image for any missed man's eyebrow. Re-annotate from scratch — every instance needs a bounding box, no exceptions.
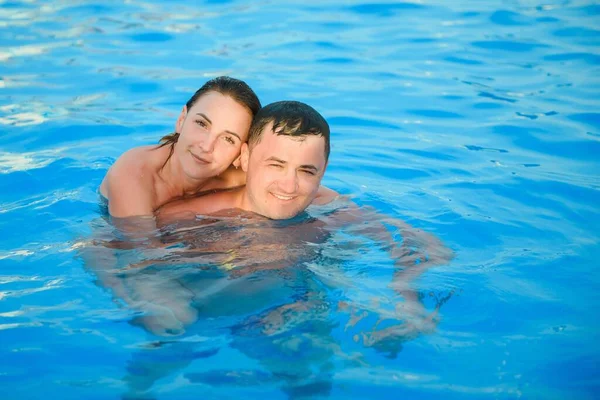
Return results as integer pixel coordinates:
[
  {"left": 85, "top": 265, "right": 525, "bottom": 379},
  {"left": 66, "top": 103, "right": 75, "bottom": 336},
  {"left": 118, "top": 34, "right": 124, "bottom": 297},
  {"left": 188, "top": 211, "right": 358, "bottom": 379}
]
[
  {"left": 195, "top": 112, "right": 241, "bottom": 141},
  {"left": 266, "top": 156, "right": 286, "bottom": 164},
  {"left": 299, "top": 164, "right": 319, "bottom": 172},
  {"left": 266, "top": 157, "right": 320, "bottom": 172}
]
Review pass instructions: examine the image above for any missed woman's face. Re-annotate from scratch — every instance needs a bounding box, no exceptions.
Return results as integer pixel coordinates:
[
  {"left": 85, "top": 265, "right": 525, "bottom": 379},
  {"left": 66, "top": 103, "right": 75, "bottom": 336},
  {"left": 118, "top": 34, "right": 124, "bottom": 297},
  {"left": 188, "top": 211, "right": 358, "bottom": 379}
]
[{"left": 174, "top": 91, "right": 253, "bottom": 181}]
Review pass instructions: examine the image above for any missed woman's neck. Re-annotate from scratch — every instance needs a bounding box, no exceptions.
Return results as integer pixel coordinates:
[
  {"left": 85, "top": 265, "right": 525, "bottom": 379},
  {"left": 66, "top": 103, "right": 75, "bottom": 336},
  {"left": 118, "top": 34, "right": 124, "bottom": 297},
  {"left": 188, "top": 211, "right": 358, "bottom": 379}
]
[{"left": 156, "top": 146, "right": 210, "bottom": 200}]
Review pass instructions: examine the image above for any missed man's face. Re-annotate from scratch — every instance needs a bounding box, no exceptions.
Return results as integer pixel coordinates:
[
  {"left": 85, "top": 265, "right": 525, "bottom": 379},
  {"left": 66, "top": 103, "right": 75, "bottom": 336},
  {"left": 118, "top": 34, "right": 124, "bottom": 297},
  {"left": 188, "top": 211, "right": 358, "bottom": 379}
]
[{"left": 241, "top": 123, "right": 327, "bottom": 219}]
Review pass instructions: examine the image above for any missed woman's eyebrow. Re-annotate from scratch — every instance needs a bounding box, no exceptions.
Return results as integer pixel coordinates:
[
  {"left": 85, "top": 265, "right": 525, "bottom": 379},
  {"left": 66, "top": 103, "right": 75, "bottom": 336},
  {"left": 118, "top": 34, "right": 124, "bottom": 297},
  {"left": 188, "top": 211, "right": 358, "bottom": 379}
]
[
  {"left": 196, "top": 112, "right": 241, "bottom": 140},
  {"left": 195, "top": 112, "right": 212, "bottom": 124},
  {"left": 225, "top": 131, "right": 242, "bottom": 141}
]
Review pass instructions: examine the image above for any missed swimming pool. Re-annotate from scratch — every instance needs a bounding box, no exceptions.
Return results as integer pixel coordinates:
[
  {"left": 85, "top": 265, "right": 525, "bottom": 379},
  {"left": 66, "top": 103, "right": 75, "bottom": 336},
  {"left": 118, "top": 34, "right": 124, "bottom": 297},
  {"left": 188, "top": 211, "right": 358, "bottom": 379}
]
[{"left": 1, "top": 0, "right": 599, "bottom": 398}]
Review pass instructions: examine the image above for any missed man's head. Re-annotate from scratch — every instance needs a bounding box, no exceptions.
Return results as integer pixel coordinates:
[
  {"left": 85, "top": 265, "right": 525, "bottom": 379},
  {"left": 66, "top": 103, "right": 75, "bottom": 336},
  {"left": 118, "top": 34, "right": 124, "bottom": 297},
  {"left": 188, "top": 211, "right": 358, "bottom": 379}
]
[{"left": 240, "top": 101, "right": 330, "bottom": 220}]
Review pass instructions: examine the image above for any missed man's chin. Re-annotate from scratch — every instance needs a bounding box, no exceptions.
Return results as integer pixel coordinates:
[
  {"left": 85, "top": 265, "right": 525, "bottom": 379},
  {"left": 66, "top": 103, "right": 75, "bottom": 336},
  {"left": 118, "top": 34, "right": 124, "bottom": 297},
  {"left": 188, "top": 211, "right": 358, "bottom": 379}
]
[{"left": 264, "top": 208, "right": 302, "bottom": 220}]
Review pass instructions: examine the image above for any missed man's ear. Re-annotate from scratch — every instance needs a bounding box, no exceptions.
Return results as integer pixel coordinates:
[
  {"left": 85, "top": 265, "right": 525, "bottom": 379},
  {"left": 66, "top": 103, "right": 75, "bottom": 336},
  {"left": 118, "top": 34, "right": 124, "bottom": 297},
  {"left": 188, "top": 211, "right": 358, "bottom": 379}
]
[
  {"left": 240, "top": 143, "right": 250, "bottom": 172},
  {"left": 175, "top": 105, "right": 187, "bottom": 132}
]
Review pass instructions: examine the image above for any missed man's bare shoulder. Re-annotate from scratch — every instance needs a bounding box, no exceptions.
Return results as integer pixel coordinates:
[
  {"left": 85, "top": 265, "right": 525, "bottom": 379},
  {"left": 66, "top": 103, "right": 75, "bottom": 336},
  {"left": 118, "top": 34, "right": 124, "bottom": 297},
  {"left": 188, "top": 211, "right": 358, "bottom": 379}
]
[{"left": 312, "top": 185, "right": 339, "bottom": 205}]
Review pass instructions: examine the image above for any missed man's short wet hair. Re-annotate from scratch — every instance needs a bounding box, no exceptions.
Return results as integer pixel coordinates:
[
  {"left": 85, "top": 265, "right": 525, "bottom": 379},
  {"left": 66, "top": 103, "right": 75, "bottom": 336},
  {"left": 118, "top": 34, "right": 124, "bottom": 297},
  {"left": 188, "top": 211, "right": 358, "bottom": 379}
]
[{"left": 248, "top": 101, "right": 330, "bottom": 161}]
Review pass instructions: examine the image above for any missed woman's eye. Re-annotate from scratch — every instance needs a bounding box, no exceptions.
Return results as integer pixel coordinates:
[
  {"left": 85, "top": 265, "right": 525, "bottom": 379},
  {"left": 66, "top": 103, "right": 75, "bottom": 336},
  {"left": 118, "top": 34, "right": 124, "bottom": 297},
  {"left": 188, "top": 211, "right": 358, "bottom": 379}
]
[
  {"left": 224, "top": 136, "right": 235, "bottom": 145},
  {"left": 195, "top": 120, "right": 208, "bottom": 128}
]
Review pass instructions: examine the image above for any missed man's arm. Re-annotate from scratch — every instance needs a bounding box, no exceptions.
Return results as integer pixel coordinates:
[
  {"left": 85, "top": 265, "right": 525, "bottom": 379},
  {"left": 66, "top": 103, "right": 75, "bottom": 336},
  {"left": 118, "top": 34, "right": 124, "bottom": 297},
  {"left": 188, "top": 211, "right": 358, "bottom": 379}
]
[
  {"left": 322, "top": 203, "right": 453, "bottom": 272},
  {"left": 322, "top": 202, "right": 454, "bottom": 345}
]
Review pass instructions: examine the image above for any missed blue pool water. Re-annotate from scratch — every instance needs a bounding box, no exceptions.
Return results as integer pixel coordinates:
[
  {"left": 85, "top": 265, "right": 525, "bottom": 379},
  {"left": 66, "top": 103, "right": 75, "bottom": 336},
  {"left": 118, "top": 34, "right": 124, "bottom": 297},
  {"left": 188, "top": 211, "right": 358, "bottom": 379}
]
[{"left": 1, "top": 0, "right": 599, "bottom": 399}]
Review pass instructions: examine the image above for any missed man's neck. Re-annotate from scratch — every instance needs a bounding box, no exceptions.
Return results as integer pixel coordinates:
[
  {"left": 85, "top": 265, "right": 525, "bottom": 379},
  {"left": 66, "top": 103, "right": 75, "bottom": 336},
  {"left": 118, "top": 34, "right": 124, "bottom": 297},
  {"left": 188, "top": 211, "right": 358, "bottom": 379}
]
[{"left": 232, "top": 186, "right": 251, "bottom": 211}]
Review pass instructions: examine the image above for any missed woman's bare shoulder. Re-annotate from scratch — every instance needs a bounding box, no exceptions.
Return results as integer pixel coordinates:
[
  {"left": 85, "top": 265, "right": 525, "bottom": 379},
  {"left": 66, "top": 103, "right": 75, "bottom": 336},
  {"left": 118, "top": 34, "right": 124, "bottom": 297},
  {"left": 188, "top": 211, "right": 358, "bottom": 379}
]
[
  {"left": 116, "top": 145, "right": 163, "bottom": 168},
  {"left": 100, "top": 145, "right": 163, "bottom": 198}
]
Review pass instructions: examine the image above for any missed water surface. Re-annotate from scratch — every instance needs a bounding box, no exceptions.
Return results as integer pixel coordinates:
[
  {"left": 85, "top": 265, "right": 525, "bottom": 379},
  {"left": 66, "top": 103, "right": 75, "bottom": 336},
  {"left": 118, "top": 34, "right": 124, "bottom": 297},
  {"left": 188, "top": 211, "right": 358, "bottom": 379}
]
[{"left": 1, "top": 0, "right": 599, "bottom": 399}]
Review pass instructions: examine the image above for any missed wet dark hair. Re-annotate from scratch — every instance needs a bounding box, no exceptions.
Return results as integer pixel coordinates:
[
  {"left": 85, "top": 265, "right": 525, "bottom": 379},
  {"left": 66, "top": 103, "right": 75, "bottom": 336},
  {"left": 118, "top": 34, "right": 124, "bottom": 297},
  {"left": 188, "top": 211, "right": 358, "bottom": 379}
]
[
  {"left": 156, "top": 76, "right": 261, "bottom": 163},
  {"left": 248, "top": 100, "right": 330, "bottom": 161}
]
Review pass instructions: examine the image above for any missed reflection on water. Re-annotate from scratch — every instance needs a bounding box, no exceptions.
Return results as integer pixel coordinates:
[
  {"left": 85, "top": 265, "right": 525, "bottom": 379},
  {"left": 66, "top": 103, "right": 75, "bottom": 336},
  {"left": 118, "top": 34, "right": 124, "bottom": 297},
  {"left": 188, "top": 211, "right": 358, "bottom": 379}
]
[{"left": 81, "top": 200, "right": 452, "bottom": 398}]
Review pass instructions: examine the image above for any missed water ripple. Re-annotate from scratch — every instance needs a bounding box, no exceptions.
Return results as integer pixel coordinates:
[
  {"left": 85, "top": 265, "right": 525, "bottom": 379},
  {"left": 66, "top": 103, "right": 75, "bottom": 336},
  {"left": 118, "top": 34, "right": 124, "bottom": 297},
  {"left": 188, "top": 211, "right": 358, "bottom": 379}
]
[
  {"left": 471, "top": 40, "right": 549, "bottom": 52},
  {"left": 0, "top": 277, "right": 65, "bottom": 301},
  {"left": 489, "top": 10, "right": 531, "bottom": 26},
  {"left": 346, "top": 2, "right": 426, "bottom": 16}
]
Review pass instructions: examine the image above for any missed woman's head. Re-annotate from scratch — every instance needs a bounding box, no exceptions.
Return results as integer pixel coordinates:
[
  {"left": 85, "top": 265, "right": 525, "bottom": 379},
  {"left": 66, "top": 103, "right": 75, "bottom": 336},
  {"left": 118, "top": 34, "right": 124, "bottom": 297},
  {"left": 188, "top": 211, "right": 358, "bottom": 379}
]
[
  {"left": 185, "top": 76, "right": 261, "bottom": 117},
  {"left": 158, "top": 76, "right": 261, "bottom": 180}
]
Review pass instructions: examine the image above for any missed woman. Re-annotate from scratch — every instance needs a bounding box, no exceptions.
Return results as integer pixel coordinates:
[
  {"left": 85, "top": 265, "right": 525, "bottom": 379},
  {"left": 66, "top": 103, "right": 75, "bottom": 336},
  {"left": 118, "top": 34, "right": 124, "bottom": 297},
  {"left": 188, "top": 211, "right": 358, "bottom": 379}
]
[{"left": 100, "top": 76, "right": 261, "bottom": 219}]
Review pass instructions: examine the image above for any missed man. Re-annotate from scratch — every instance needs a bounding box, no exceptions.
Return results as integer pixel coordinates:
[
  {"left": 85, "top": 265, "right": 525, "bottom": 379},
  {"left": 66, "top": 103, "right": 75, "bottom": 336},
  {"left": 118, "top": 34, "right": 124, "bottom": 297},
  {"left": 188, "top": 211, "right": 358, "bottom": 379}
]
[{"left": 156, "top": 100, "right": 338, "bottom": 223}]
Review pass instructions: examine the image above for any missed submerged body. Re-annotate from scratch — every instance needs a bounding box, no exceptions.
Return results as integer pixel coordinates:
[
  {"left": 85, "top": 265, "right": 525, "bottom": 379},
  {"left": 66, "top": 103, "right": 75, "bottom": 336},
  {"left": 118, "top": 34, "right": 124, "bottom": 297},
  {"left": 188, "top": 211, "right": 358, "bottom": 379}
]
[
  {"left": 91, "top": 197, "right": 451, "bottom": 334},
  {"left": 84, "top": 198, "right": 452, "bottom": 400}
]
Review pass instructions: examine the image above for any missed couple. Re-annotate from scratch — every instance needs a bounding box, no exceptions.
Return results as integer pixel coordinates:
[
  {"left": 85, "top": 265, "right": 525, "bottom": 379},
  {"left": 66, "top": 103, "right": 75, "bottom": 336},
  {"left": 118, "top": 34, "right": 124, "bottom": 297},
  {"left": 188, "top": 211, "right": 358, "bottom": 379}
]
[
  {"left": 100, "top": 75, "right": 337, "bottom": 224},
  {"left": 91, "top": 77, "right": 453, "bottom": 397},
  {"left": 95, "top": 76, "right": 452, "bottom": 339}
]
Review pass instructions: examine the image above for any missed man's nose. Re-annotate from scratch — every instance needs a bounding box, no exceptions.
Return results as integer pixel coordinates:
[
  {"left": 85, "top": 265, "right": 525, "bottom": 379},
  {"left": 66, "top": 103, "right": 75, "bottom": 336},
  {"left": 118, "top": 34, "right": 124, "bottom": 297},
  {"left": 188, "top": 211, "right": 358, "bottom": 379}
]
[{"left": 278, "top": 170, "right": 298, "bottom": 193}]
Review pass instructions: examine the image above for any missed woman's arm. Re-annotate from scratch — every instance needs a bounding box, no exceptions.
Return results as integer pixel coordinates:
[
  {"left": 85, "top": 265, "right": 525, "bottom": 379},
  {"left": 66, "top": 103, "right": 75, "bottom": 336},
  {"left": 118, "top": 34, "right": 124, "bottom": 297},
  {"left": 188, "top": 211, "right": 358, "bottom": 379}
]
[
  {"left": 102, "top": 149, "right": 156, "bottom": 218},
  {"left": 101, "top": 148, "right": 162, "bottom": 237}
]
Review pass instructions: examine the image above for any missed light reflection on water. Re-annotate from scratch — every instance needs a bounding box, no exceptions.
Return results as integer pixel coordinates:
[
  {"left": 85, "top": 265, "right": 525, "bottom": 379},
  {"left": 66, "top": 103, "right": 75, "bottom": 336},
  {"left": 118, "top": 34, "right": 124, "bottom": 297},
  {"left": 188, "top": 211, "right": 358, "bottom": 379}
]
[{"left": 0, "top": 0, "right": 599, "bottom": 399}]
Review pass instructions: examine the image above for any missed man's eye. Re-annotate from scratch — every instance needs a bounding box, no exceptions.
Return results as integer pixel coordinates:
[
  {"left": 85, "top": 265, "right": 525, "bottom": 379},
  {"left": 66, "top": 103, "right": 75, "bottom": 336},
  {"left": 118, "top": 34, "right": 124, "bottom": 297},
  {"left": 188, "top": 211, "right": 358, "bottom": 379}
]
[
  {"left": 301, "top": 170, "right": 316, "bottom": 176},
  {"left": 269, "top": 164, "right": 283, "bottom": 168}
]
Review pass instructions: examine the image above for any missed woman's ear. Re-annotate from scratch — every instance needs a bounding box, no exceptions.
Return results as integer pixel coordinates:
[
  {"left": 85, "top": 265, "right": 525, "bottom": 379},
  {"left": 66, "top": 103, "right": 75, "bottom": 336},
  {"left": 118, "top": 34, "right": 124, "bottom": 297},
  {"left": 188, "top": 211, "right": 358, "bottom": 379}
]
[
  {"left": 232, "top": 155, "right": 242, "bottom": 169},
  {"left": 175, "top": 105, "right": 187, "bottom": 133},
  {"left": 240, "top": 143, "right": 250, "bottom": 172}
]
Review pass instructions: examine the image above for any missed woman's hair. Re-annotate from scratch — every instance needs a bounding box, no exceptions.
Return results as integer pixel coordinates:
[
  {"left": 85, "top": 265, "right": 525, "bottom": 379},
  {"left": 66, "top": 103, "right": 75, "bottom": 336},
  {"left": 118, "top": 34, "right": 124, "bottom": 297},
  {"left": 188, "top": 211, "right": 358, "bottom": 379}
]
[{"left": 156, "top": 76, "right": 261, "bottom": 161}]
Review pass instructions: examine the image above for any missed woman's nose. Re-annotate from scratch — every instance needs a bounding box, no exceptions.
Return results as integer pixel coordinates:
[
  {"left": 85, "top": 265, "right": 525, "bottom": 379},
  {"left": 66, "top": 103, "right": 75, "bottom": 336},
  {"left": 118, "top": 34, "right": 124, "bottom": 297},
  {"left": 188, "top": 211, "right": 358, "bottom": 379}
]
[{"left": 198, "top": 133, "right": 216, "bottom": 153}]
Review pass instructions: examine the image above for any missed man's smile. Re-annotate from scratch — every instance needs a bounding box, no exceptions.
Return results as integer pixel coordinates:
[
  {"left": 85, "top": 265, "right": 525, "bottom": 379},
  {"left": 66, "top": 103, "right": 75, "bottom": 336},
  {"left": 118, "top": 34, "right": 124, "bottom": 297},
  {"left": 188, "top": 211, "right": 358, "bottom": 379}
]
[{"left": 271, "top": 193, "right": 296, "bottom": 201}]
